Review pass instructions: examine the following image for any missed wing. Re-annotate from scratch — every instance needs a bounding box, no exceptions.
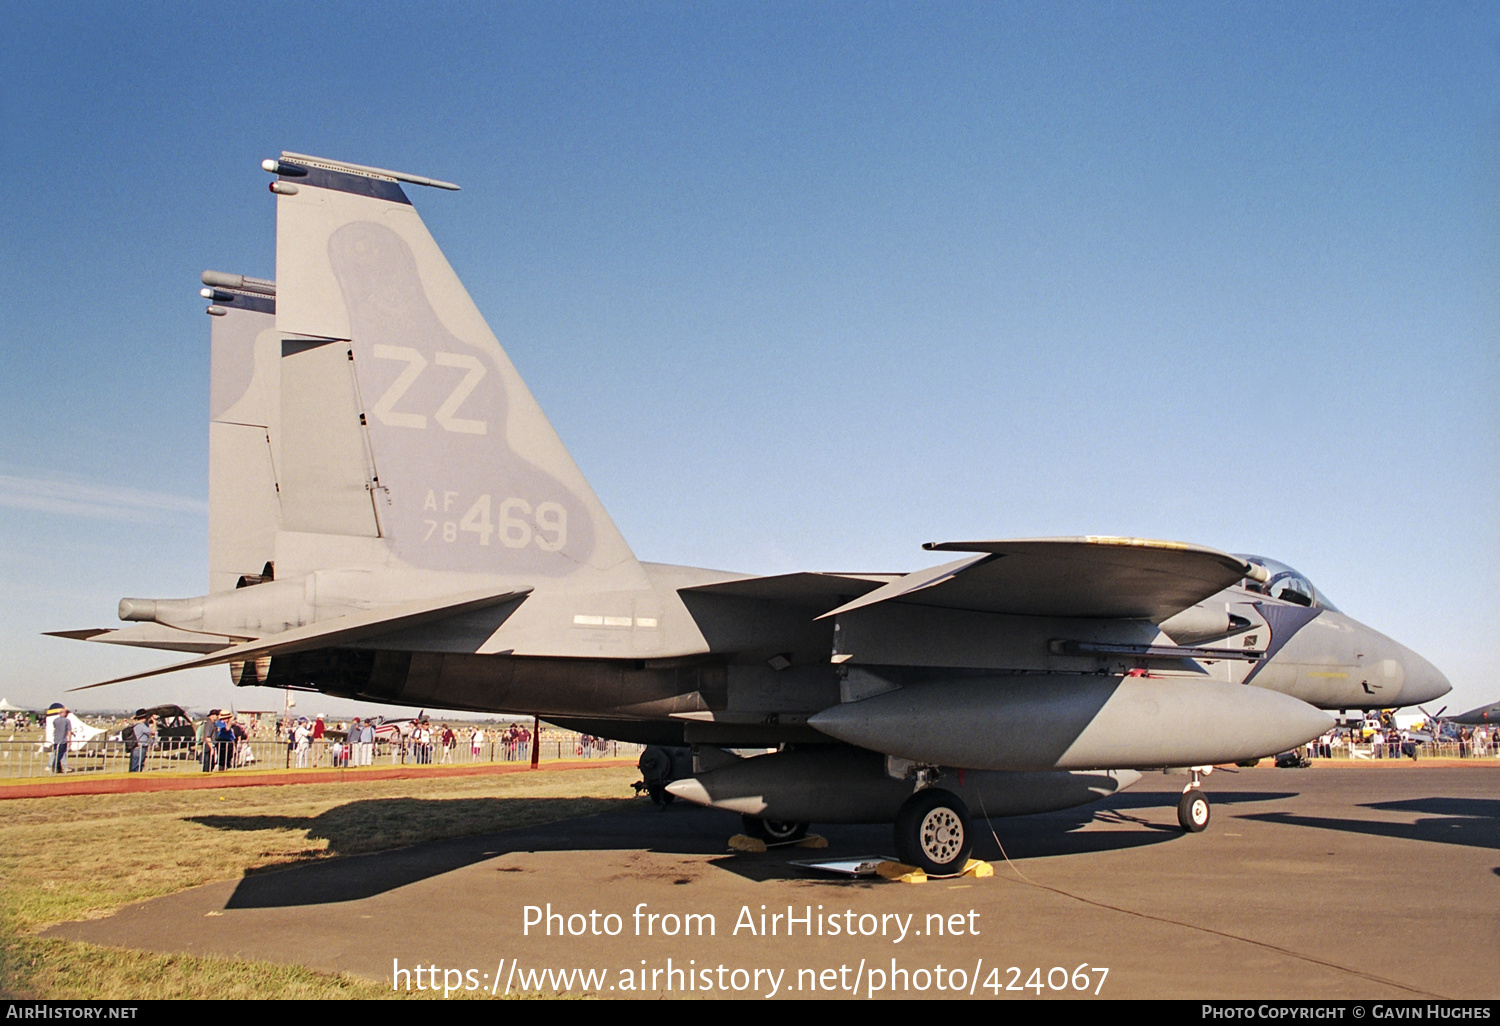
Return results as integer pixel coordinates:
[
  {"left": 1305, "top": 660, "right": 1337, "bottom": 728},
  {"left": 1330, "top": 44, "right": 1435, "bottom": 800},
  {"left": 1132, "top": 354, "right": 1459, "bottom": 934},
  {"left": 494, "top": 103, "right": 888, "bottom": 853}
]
[{"left": 818, "top": 537, "right": 1256, "bottom": 621}]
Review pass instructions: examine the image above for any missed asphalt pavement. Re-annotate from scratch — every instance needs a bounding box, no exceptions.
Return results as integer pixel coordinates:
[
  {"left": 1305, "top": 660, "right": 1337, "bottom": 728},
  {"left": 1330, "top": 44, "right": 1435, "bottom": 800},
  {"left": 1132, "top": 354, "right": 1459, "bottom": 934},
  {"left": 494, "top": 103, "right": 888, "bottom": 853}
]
[{"left": 45, "top": 765, "right": 1500, "bottom": 999}]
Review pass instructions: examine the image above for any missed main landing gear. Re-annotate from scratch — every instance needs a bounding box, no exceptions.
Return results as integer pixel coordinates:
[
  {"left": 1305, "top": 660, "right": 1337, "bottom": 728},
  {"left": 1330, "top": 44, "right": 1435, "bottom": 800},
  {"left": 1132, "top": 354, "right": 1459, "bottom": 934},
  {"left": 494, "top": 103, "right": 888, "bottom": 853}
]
[
  {"left": 1177, "top": 767, "right": 1212, "bottom": 832},
  {"left": 894, "top": 788, "right": 974, "bottom": 875}
]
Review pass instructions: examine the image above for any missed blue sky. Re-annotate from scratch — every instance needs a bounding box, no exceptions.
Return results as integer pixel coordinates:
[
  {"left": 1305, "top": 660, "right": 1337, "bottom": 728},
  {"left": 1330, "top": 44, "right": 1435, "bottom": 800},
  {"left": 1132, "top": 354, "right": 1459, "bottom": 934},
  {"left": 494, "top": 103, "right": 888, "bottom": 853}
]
[{"left": 1, "top": 2, "right": 1495, "bottom": 717}]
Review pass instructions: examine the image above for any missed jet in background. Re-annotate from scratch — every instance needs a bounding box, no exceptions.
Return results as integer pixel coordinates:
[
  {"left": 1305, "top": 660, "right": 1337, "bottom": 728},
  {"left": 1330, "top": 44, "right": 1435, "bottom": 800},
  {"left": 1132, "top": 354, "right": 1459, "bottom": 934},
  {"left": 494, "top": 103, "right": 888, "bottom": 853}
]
[
  {"left": 1404, "top": 701, "right": 1499, "bottom": 742},
  {"left": 1446, "top": 702, "right": 1499, "bottom": 727},
  {"left": 58, "top": 154, "right": 1451, "bottom": 873}
]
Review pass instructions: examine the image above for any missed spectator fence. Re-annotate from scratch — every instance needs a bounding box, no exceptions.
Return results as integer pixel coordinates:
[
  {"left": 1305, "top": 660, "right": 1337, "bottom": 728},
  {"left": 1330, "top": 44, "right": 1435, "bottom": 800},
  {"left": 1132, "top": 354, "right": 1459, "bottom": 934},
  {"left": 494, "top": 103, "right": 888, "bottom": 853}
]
[{"left": 0, "top": 731, "right": 645, "bottom": 780}]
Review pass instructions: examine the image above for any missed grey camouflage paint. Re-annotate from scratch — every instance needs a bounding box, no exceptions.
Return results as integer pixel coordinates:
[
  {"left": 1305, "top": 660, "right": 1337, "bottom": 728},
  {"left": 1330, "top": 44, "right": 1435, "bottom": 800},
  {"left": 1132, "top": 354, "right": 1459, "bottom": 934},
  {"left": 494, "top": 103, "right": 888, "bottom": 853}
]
[{"left": 328, "top": 221, "right": 598, "bottom": 576}]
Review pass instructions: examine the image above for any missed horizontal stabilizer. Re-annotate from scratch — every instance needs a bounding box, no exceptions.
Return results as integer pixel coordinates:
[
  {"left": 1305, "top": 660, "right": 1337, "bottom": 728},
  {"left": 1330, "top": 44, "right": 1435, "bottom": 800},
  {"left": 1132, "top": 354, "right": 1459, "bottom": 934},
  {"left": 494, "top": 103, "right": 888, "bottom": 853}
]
[
  {"left": 68, "top": 586, "right": 531, "bottom": 691},
  {"left": 46, "top": 622, "right": 247, "bottom": 654},
  {"left": 819, "top": 537, "right": 1254, "bottom": 622}
]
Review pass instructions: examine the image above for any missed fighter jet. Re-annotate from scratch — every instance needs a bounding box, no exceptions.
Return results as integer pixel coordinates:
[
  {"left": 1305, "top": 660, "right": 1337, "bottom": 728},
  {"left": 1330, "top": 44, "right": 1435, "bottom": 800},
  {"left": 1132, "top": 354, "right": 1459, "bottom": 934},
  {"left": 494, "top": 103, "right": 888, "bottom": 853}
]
[
  {"left": 1445, "top": 701, "right": 1500, "bottom": 727},
  {"left": 57, "top": 153, "right": 1451, "bottom": 873}
]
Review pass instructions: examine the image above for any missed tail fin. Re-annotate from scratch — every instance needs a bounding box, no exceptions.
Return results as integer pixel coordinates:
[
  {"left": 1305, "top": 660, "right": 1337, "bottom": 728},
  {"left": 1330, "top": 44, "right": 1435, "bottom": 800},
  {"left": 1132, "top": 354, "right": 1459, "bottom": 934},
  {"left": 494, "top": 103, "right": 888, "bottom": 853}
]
[
  {"left": 208, "top": 153, "right": 644, "bottom": 590},
  {"left": 206, "top": 267, "right": 384, "bottom": 590},
  {"left": 205, "top": 275, "right": 281, "bottom": 593}
]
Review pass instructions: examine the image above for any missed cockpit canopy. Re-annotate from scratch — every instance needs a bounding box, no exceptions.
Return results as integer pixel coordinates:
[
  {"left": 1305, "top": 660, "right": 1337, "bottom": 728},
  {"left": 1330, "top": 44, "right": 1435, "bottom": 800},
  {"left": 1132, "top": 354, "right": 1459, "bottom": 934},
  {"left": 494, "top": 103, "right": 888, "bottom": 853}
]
[{"left": 1237, "top": 556, "right": 1338, "bottom": 611}]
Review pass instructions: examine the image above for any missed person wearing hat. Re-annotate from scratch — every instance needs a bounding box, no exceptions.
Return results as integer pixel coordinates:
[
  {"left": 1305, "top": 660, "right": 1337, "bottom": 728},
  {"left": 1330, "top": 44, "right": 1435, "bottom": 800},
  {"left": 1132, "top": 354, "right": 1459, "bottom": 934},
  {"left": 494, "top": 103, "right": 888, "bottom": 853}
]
[
  {"left": 293, "top": 716, "right": 311, "bottom": 767},
  {"left": 129, "top": 710, "right": 156, "bottom": 773},
  {"left": 215, "top": 712, "right": 236, "bottom": 771},
  {"left": 46, "top": 702, "right": 71, "bottom": 774},
  {"left": 362, "top": 717, "right": 376, "bottom": 766},
  {"left": 201, "top": 710, "right": 220, "bottom": 772}
]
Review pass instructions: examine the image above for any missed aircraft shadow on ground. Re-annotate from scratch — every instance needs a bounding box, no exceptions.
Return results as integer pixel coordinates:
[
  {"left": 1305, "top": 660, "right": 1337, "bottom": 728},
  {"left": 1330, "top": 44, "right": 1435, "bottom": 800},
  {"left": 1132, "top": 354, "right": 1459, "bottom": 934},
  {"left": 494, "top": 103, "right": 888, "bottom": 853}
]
[
  {"left": 214, "top": 798, "right": 750, "bottom": 909},
  {"left": 197, "top": 797, "right": 648, "bottom": 908},
  {"left": 212, "top": 790, "right": 1303, "bottom": 905},
  {"left": 1363, "top": 796, "right": 1500, "bottom": 820},
  {"left": 1237, "top": 794, "right": 1500, "bottom": 851}
]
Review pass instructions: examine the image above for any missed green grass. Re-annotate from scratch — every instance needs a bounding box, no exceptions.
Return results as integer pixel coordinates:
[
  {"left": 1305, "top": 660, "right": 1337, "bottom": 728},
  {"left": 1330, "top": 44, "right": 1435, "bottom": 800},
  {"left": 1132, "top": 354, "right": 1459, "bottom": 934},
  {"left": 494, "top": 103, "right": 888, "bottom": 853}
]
[
  {"left": 3, "top": 937, "right": 400, "bottom": 999},
  {"left": 0, "top": 766, "right": 640, "bottom": 999}
]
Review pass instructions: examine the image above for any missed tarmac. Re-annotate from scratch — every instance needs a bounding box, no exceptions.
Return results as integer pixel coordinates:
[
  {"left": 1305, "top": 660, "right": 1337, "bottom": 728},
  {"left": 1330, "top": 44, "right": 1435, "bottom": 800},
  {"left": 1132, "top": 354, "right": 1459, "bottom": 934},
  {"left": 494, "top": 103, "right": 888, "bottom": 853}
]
[{"left": 43, "top": 764, "right": 1500, "bottom": 1000}]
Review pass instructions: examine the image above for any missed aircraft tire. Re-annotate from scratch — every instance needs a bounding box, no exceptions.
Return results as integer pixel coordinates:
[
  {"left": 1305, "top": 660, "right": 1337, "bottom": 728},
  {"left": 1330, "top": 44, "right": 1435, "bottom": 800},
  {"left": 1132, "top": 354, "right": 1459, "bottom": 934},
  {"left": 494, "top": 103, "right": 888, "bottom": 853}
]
[
  {"left": 741, "top": 815, "right": 808, "bottom": 844},
  {"left": 1177, "top": 790, "right": 1210, "bottom": 832},
  {"left": 894, "top": 788, "right": 973, "bottom": 876}
]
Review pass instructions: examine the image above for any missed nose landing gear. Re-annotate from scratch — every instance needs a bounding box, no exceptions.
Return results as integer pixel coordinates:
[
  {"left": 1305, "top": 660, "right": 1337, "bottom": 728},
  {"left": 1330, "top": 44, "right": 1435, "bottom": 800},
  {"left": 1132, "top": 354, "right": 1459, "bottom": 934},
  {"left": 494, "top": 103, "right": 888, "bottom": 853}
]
[{"left": 1177, "top": 766, "right": 1212, "bottom": 832}]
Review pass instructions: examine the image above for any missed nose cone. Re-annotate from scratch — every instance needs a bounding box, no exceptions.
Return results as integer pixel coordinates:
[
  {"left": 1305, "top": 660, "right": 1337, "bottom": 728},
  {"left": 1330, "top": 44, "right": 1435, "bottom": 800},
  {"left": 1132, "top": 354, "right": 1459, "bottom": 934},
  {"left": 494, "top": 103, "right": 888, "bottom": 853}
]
[{"left": 1396, "top": 645, "right": 1451, "bottom": 706}]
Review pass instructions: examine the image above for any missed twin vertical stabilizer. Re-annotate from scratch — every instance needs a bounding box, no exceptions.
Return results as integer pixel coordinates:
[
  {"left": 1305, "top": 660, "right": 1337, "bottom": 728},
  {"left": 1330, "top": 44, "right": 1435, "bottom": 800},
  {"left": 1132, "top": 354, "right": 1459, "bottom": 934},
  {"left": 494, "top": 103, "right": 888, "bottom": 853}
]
[{"left": 207, "top": 153, "right": 646, "bottom": 596}]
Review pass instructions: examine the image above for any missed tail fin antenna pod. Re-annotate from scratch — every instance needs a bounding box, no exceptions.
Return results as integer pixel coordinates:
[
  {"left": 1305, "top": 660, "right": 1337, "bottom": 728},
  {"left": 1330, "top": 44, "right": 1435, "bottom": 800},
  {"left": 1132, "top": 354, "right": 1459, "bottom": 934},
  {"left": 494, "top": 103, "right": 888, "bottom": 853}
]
[{"left": 266, "top": 153, "right": 645, "bottom": 586}]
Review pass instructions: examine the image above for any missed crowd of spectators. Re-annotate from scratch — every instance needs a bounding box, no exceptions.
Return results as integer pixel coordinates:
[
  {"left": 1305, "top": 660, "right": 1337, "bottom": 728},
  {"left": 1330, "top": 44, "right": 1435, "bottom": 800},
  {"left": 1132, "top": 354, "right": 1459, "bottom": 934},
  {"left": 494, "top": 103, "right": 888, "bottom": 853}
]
[
  {"left": 13, "top": 706, "right": 616, "bottom": 777},
  {"left": 194, "top": 710, "right": 255, "bottom": 771},
  {"left": 1298, "top": 712, "right": 1498, "bottom": 762}
]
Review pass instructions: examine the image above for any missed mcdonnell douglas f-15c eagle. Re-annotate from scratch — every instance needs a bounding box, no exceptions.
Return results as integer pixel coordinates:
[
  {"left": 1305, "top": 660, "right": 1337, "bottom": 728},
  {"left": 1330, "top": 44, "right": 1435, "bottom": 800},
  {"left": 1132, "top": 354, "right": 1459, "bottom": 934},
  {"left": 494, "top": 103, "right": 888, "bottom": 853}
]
[{"left": 59, "top": 153, "right": 1451, "bottom": 873}]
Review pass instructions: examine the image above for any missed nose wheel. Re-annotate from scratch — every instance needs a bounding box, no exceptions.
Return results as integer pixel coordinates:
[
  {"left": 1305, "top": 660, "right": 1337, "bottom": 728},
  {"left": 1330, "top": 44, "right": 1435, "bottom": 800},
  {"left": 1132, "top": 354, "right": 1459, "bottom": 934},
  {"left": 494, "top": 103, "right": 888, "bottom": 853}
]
[
  {"left": 1177, "top": 790, "right": 1210, "bottom": 831},
  {"left": 1177, "top": 767, "right": 1212, "bottom": 832}
]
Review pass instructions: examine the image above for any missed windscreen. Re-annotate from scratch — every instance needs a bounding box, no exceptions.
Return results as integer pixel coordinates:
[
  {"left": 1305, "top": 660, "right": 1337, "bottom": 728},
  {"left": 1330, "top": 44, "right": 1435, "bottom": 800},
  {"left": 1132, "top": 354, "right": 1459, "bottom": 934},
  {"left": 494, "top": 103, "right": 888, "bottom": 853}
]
[{"left": 1236, "top": 555, "right": 1339, "bottom": 611}]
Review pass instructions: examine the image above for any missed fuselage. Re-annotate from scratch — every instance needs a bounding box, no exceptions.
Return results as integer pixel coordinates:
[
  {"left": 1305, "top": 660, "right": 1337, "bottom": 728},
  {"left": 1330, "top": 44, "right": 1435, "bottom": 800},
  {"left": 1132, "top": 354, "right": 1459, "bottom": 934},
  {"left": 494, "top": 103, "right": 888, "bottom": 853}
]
[{"left": 227, "top": 555, "right": 1448, "bottom": 756}]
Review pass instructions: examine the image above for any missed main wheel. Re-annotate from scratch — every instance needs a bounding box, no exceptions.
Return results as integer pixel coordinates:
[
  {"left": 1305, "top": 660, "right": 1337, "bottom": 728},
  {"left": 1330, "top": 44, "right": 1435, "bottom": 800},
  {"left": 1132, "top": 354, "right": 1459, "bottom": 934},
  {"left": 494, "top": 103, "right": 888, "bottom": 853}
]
[
  {"left": 741, "top": 815, "right": 808, "bottom": 844},
  {"left": 1177, "top": 790, "right": 1210, "bottom": 832},
  {"left": 894, "top": 789, "right": 973, "bottom": 875}
]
